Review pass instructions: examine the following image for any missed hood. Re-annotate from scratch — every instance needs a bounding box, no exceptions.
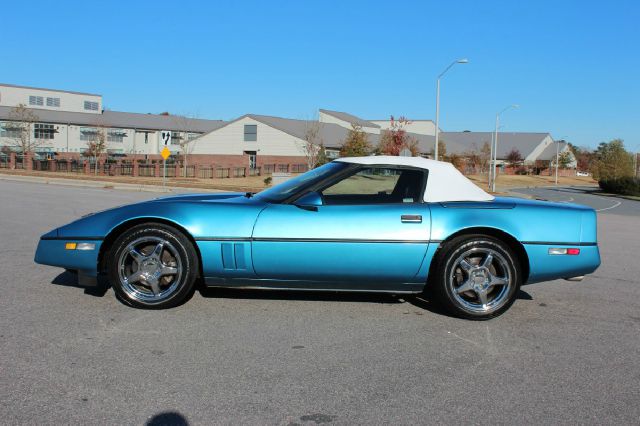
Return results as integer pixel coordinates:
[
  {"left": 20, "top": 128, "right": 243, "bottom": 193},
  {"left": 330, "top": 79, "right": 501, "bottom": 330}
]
[{"left": 149, "top": 192, "right": 246, "bottom": 203}]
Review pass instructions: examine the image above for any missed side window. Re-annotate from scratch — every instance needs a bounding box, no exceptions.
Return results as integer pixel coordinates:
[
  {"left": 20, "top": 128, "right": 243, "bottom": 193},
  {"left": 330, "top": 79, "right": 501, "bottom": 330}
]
[
  {"left": 321, "top": 167, "right": 425, "bottom": 205},
  {"left": 244, "top": 124, "right": 257, "bottom": 141}
]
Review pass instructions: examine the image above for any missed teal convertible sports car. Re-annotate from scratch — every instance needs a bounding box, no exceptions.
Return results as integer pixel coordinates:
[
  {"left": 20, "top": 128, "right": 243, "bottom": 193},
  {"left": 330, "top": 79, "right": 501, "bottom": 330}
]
[{"left": 35, "top": 156, "right": 601, "bottom": 319}]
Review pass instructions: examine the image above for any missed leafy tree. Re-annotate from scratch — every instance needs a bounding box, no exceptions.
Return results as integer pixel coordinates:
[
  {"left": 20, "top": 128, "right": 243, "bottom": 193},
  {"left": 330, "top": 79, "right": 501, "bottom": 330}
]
[
  {"left": 558, "top": 151, "right": 573, "bottom": 169},
  {"left": 340, "top": 124, "right": 371, "bottom": 157},
  {"left": 377, "top": 116, "right": 418, "bottom": 156},
  {"left": 505, "top": 148, "right": 523, "bottom": 167},
  {"left": 571, "top": 145, "right": 596, "bottom": 172},
  {"left": 590, "top": 139, "right": 634, "bottom": 181},
  {"left": 316, "top": 142, "right": 329, "bottom": 167}
]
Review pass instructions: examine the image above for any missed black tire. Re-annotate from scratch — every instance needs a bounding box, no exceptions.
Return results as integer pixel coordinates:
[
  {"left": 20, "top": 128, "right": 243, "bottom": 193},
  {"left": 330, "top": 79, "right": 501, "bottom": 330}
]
[
  {"left": 432, "top": 235, "right": 521, "bottom": 320},
  {"left": 107, "top": 223, "right": 199, "bottom": 309}
]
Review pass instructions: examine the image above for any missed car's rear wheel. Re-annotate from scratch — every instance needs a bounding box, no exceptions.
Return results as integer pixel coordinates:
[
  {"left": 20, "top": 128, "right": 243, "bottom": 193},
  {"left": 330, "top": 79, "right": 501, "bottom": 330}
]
[
  {"left": 433, "top": 235, "right": 521, "bottom": 319},
  {"left": 108, "top": 223, "right": 198, "bottom": 309}
]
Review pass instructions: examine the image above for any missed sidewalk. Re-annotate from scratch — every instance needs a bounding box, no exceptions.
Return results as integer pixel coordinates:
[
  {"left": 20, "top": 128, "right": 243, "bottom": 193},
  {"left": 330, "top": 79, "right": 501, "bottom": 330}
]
[
  {"left": 0, "top": 172, "right": 226, "bottom": 193},
  {"left": 0, "top": 169, "right": 264, "bottom": 193}
]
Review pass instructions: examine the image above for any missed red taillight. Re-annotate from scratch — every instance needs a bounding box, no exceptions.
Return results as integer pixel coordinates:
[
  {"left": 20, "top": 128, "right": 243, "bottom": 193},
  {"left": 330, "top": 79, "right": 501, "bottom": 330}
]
[{"left": 567, "top": 248, "right": 581, "bottom": 255}]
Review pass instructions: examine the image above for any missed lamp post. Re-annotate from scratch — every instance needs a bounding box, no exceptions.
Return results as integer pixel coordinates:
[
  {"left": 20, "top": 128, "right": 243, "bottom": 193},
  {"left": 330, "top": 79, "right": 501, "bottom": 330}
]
[
  {"left": 555, "top": 140, "right": 561, "bottom": 186},
  {"left": 491, "top": 104, "right": 519, "bottom": 192},
  {"left": 434, "top": 58, "right": 468, "bottom": 161}
]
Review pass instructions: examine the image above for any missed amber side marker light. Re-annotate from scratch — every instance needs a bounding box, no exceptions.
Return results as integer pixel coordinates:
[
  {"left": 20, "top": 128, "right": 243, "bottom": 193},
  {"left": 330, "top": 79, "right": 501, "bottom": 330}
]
[
  {"left": 65, "top": 242, "right": 95, "bottom": 251},
  {"left": 548, "top": 248, "right": 580, "bottom": 255}
]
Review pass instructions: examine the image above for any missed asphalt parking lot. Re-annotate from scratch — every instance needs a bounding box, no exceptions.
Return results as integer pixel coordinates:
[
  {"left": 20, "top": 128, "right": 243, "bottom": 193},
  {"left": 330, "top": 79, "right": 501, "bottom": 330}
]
[{"left": 1, "top": 180, "right": 639, "bottom": 425}]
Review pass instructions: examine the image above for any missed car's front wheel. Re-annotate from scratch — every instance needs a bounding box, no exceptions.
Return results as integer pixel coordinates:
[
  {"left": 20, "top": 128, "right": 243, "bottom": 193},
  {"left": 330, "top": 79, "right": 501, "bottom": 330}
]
[
  {"left": 433, "top": 235, "right": 521, "bottom": 319},
  {"left": 108, "top": 223, "right": 198, "bottom": 309}
]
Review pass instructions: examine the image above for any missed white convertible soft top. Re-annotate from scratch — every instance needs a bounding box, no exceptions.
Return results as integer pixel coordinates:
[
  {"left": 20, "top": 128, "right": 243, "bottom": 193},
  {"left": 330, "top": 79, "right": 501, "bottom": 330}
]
[{"left": 337, "top": 155, "right": 494, "bottom": 202}]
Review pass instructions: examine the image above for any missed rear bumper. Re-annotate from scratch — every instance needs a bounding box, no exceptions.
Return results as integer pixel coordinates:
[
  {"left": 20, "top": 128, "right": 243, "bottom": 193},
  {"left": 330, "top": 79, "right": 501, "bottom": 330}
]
[
  {"left": 34, "top": 238, "right": 102, "bottom": 277},
  {"left": 524, "top": 244, "right": 600, "bottom": 284}
]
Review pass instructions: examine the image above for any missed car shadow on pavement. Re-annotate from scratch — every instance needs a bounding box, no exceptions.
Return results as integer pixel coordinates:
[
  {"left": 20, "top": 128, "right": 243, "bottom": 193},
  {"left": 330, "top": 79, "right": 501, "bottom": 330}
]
[
  {"left": 146, "top": 411, "right": 189, "bottom": 426},
  {"left": 199, "top": 287, "right": 402, "bottom": 304},
  {"left": 50, "top": 270, "right": 109, "bottom": 297},
  {"left": 406, "top": 288, "right": 533, "bottom": 318},
  {"left": 199, "top": 287, "right": 533, "bottom": 317}
]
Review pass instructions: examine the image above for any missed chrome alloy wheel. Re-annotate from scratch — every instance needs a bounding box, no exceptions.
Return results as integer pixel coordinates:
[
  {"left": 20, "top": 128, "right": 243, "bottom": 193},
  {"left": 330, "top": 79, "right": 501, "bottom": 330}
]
[
  {"left": 448, "top": 247, "right": 512, "bottom": 313},
  {"left": 117, "top": 236, "right": 183, "bottom": 303}
]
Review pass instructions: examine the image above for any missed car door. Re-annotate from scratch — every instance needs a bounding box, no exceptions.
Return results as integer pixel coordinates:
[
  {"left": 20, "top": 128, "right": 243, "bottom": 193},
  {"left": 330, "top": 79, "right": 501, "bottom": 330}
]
[{"left": 251, "top": 166, "right": 431, "bottom": 285}]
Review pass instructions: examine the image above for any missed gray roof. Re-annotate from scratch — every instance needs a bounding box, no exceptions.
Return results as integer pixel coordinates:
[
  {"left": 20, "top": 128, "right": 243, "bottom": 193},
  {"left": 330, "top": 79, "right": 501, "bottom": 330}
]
[
  {"left": 439, "top": 132, "right": 551, "bottom": 159},
  {"left": 537, "top": 141, "right": 568, "bottom": 161},
  {"left": 246, "top": 114, "right": 355, "bottom": 148},
  {"left": 369, "top": 118, "right": 436, "bottom": 125},
  {"left": 319, "top": 109, "right": 380, "bottom": 128},
  {"left": 0, "top": 82, "right": 101, "bottom": 97},
  {"left": 0, "top": 106, "right": 226, "bottom": 133},
  {"left": 226, "top": 114, "right": 441, "bottom": 153}
]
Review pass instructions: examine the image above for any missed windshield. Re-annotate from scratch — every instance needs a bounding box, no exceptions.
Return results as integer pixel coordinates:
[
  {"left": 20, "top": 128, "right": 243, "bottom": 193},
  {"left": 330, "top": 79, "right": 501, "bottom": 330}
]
[{"left": 255, "top": 162, "right": 349, "bottom": 202}]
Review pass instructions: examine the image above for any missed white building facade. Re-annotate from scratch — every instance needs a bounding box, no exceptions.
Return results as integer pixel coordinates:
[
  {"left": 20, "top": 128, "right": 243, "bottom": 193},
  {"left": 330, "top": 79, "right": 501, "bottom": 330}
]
[
  {"left": 1, "top": 83, "right": 570, "bottom": 169},
  {"left": 0, "top": 83, "right": 224, "bottom": 159}
]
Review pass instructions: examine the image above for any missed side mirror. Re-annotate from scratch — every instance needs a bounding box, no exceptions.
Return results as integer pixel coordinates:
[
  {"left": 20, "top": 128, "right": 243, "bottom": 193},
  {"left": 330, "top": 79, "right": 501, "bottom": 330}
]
[{"left": 295, "top": 191, "right": 323, "bottom": 210}]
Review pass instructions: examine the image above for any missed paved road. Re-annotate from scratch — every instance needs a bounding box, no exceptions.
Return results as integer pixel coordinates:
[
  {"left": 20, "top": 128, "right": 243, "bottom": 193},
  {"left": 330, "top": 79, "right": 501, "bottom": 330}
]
[
  {"left": 1, "top": 181, "right": 639, "bottom": 425},
  {"left": 511, "top": 185, "right": 640, "bottom": 216}
]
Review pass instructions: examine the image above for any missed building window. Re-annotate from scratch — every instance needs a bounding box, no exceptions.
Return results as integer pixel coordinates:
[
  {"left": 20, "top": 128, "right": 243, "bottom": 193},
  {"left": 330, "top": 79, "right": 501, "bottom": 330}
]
[
  {"left": 170, "top": 132, "right": 183, "bottom": 145},
  {"left": 46, "top": 97, "right": 60, "bottom": 107},
  {"left": 84, "top": 101, "right": 99, "bottom": 111},
  {"left": 0, "top": 122, "right": 23, "bottom": 139},
  {"left": 107, "top": 128, "right": 127, "bottom": 143},
  {"left": 325, "top": 149, "right": 340, "bottom": 159},
  {"left": 34, "top": 123, "right": 55, "bottom": 140},
  {"left": 244, "top": 124, "right": 257, "bottom": 142},
  {"left": 79, "top": 127, "right": 98, "bottom": 141},
  {"left": 29, "top": 96, "right": 44, "bottom": 106},
  {"left": 187, "top": 132, "right": 200, "bottom": 141}
]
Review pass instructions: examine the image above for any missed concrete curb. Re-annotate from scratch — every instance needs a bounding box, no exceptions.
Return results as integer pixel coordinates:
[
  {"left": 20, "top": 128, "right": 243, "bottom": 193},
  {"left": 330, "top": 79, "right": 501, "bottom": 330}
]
[{"left": 0, "top": 173, "right": 222, "bottom": 193}]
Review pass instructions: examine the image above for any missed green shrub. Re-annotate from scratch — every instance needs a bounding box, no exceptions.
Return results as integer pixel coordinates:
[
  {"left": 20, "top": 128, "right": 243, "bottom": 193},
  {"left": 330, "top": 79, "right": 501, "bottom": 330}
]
[
  {"left": 263, "top": 176, "right": 273, "bottom": 186},
  {"left": 598, "top": 177, "right": 640, "bottom": 196}
]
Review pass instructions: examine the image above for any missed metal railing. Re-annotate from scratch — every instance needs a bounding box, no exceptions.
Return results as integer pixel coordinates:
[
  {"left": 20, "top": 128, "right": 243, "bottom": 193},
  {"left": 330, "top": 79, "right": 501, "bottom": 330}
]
[{"left": 216, "top": 168, "right": 230, "bottom": 178}]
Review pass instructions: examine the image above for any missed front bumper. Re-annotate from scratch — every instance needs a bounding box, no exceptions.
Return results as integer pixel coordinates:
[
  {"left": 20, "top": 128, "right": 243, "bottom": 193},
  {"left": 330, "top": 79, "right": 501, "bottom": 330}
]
[{"left": 34, "top": 238, "right": 102, "bottom": 277}]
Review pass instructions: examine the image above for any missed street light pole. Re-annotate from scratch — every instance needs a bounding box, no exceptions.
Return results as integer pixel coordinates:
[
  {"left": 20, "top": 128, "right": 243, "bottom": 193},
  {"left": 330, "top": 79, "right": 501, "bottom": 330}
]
[
  {"left": 488, "top": 132, "right": 495, "bottom": 188},
  {"left": 555, "top": 140, "right": 560, "bottom": 186},
  {"left": 434, "top": 58, "right": 468, "bottom": 161},
  {"left": 491, "top": 104, "right": 519, "bottom": 193}
]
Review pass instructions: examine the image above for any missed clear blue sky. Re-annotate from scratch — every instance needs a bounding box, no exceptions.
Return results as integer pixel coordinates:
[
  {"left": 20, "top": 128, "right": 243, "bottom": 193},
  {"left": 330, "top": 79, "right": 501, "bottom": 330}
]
[{"left": 2, "top": 0, "right": 638, "bottom": 149}]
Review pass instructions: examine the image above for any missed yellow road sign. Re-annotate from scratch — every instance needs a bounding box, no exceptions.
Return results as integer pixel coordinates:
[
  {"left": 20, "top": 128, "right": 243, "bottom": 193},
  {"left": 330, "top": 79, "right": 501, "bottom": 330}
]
[{"left": 160, "top": 146, "right": 171, "bottom": 160}]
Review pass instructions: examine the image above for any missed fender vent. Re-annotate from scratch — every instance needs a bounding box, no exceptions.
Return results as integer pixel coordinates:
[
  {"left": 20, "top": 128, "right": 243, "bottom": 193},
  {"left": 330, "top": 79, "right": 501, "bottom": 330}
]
[{"left": 221, "top": 242, "right": 248, "bottom": 270}]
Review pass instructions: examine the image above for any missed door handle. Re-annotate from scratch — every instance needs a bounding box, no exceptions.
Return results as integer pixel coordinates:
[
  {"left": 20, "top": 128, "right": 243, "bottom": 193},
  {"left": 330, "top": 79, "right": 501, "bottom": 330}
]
[{"left": 401, "top": 215, "right": 422, "bottom": 223}]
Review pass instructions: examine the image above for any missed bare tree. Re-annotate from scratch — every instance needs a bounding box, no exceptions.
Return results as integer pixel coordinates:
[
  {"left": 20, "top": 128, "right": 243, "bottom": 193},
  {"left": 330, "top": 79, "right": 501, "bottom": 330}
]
[
  {"left": 173, "top": 114, "right": 200, "bottom": 177},
  {"left": 300, "top": 120, "right": 325, "bottom": 169},
  {"left": 505, "top": 148, "right": 523, "bottom": 168},
  {"left": 84, "top": 125, "right": 107, "bottom": 175},
  {"left": 7, "top": 104, "right": 45, "bottom": 155},
  {"left": 479, "top": 141, "right": 492, "bottom": 174}
]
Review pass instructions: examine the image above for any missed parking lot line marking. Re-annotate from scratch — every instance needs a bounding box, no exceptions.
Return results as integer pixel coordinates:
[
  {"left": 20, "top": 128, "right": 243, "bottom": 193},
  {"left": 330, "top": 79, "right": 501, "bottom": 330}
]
[{"left": 596, "top": 200, "right": 622, "bottom": 212}]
